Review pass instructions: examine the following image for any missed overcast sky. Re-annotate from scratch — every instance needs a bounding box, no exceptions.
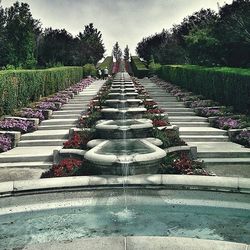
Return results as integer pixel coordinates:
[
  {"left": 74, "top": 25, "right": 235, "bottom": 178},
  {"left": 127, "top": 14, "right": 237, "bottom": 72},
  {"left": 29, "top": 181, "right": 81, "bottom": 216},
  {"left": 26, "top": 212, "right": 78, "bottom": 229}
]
[{"left": 2, "top": 0, "right": 233, "bottom": 55}]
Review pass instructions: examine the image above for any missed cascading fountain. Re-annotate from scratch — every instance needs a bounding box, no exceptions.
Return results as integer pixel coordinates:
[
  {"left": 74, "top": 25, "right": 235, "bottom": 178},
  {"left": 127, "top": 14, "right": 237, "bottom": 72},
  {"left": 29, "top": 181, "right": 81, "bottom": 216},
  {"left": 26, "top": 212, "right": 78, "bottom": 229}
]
[{"left": 85, "top": 71, "right": 166, "bottom": 175}]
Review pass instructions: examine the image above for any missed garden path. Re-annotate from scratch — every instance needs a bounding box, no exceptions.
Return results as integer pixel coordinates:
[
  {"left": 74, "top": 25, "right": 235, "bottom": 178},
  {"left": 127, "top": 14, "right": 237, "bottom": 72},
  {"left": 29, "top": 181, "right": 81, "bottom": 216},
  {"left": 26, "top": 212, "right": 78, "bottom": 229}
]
[
  {"left": 0, "top": 80, "right": 105, "bottom": 182},
  {"left": 140, "top": 78, "right": 250, "bottom": 177}
]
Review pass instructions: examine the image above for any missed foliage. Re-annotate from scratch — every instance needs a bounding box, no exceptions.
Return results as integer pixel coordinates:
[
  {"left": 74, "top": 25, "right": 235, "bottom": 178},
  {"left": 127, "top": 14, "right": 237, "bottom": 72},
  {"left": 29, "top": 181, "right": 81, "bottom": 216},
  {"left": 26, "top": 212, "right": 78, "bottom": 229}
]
[
  {"left": 0, "top": 118, "right": 35, "bottom": 134},
  {"left": 158, "top": 65, "right": 250, "bottom": 114},
  {"left": 0, "top": 66, "right": 83, "bottom": 116},
  {"left": 136, "top": 1, "right": 250, "bottom": 67},
  {"left": 124, "top": 45, "right": 130, "bottom": 61},
  {"left": 41, "top": 158, "right": 83, "bottom": 178},
  {"left": 83, "top": 64, "right": 96, "bottom": 76},
  {"left": 98, "top": 56, "right": 113, "bottom": 73},
  {"left": 235, "top": 130, "right": 250, "bottom": 148},
  {"left": 0, "top": 1, "right": 41, "bottom": 68},
  {"left": 112, "top": 42, "right": 122, "bottom": 62},
  {"left": 0, "top": 133, "right": 13, "bottom": 152},
  {"left": 130, "top": 56, "right": 149, "bottom": 78}
]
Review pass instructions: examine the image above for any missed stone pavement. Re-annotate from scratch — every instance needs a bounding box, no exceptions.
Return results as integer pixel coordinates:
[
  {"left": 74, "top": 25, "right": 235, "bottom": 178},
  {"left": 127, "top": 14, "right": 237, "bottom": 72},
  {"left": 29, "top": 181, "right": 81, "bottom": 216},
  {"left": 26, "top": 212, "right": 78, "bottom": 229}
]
[
  {"left": 0, "top": 80, "right": 105, "bottom": 182},
  {"left": 140, "top": 79, "right": 250, "bottom": 177}
]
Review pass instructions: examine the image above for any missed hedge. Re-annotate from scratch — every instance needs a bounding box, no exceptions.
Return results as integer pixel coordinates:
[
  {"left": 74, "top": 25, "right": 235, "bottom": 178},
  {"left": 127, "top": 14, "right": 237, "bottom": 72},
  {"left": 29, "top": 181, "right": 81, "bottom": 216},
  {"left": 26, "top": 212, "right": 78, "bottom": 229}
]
[
  {"left": 131, "top": 56, "right": 149, "bottom": 78},
  {"left": 158, "top": 65, "right": 250, "bottom": 114},
  {"left": 98, "top": 56, "right": 113, "bottom": 74},
  {"left": 0, "top": 66, "right": 83, "bottom": 116}
]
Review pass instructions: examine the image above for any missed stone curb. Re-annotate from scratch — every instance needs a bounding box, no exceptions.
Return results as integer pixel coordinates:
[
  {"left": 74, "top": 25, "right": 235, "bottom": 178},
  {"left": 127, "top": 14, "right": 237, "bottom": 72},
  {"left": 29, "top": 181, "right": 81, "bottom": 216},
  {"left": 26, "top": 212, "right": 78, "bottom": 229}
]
[
  {"left": 23, "top": 236, "right": 249, "bottom": 250},
  {"left": 0, "top": 175, "right": 249, "bottom": 196}
]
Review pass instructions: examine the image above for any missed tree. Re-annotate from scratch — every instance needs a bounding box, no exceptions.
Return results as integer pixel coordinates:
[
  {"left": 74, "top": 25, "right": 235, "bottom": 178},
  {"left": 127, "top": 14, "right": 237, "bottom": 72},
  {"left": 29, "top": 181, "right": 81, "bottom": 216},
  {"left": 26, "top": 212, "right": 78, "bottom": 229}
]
[
  {"left": 4, "top": 1, "right": 41, "bottom": 68},
  {"left": 77, "top": 23, "right": 105, "bottom": 65},
  {"left": 38, "top": 28, "right": 75, "bottom": 66},
  {"left": 112, "top": 42, "right": 122, "bottom": 62},
  {"left": 0, "top": 3, "right": 7, "bottom": 67},
  {"left": 124, "top": 45, "right": 130, "bottom": 61}
]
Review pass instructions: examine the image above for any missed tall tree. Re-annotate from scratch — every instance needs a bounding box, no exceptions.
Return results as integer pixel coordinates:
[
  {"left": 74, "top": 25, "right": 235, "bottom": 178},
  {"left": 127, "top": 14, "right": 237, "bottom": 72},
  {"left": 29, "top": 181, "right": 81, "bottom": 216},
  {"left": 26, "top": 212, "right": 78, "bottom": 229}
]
[
  {"left": 4, "top": 1, "right": 41, "bottom": 68},
  {"left": 77, "top": 23, "right": 105, "bottom": 65},
  {"left": 112, "top": 42, "right": 122, "bottom": 62},
  {"left": 0, "top": 2, "right": 7, "bottom": 66},
  {"left": 124, "top": 45, "right": 130, "bottom": 61}
]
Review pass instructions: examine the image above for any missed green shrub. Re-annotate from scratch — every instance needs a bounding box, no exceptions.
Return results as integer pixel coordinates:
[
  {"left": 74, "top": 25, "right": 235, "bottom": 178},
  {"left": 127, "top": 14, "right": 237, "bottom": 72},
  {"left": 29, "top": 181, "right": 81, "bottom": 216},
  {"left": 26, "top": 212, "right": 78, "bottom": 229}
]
[
  {"left": 0, "top": 66, "right": 84, "bottom": 116},
  {"left": 158, "top": 65, "right": 250, "bottom": 114},
  {"left": 98, "top": 56, "right": 113, "bottom": 73},
  {"left": 131, "top": 56, "right": 149, "bottom": 78},
  {"left": 83, "top": 64, "right": 96, "bottom": 76}
]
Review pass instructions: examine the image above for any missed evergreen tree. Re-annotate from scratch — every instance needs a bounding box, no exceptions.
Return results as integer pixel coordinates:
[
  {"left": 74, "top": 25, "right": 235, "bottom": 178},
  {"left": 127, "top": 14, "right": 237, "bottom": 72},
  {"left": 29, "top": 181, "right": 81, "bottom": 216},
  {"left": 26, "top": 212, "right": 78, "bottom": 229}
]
[
  {"left": 112, "top": 42, "right": 122, "bottom": 62},
  {"left": 124, "top": 45, "right": 130, "bottom": 61}
]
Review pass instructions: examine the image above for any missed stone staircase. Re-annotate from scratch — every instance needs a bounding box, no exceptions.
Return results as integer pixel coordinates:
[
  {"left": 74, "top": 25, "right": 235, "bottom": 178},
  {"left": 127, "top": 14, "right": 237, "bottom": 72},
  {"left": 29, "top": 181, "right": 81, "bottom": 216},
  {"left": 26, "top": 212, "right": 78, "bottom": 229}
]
[
  {"left": 0, "top": 80, "right": 105, "bottom": 181},
  {"left": 140, "top": 79, "right": 250, "bottom": 174}
]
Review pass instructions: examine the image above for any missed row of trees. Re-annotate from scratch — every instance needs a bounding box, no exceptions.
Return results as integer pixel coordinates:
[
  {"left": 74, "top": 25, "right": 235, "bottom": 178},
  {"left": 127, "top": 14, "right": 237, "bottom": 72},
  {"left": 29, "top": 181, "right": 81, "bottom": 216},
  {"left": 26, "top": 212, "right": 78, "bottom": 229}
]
[
  {"left": 0, "top": 1, "right": 105, "bottom": 68},
  {"left": 136, "top": 0, "right": 250, "bottom": 67},
  {"left": 112, "top": 42, "right": 130, "bottom": 62}
]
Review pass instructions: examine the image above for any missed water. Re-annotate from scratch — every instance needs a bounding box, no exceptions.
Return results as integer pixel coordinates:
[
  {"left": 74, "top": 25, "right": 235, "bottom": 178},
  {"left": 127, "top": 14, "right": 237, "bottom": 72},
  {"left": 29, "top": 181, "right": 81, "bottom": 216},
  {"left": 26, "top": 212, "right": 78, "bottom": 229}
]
[{"left": 0, "top": 202, "right": 249, "bottom": 248}]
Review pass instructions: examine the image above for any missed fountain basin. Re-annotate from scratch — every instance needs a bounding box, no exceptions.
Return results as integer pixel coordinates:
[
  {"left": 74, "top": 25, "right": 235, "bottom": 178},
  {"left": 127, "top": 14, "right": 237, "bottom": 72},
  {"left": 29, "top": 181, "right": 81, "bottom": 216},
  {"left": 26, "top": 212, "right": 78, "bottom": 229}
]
[
  {"left": 96, "top": 119, "right": 153, "bottom": 139},
  {"left": 105, "top": 99, "right": 142, "bottom": 108},
  {"left": 101, "top": 107, "right": 146, "bottom": 119},
  {"left": 108, "top": 92, "right": 138, "bottom": 100},
  {"left": 84, "top": 139, "right": 166, "bottom": 175}
]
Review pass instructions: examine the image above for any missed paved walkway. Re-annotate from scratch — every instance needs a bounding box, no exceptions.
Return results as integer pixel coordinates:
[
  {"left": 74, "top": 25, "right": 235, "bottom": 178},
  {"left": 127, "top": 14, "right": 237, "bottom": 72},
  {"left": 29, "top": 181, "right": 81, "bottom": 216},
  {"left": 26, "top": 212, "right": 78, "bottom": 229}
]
[
  {"left": 0, "top": 80, "right": 105, "bottom": 182},
  {"left": 140, "top": 79, "right": 250, "bottom": 177}
]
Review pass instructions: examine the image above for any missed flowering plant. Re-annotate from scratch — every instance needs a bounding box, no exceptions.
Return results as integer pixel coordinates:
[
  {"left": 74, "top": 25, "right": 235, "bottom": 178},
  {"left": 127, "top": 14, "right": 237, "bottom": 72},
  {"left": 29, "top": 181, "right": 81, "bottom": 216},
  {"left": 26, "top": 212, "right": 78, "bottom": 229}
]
[
  {"left": 0, "top": 118, "right": 36, "bottom": 133},
  {"left": 144, "top": 100, "right": 158, "bottom": 109},
  {"left": 63, "top": 131, "right": 93, "bottom": 149},
  {"left": 152, "top": 119, "right": 169, "bottom": 127},
  {"left": 213, "top": 117, "right": 241, "bottom": 130},
  {"left": 0, "top": 133, "right": 13, "bottom": 152},
  {"left": 147, "top": 109, "right": 164, "bottom": 114},
  {"left": 19, "top": 108, "right": 45, "bottom": 122},
  {"left": 36, "top": 102, "right": 58, "bottom": 111},
  {"left": 235, "top": 130, "right": 250, "bottom": 148},
  {"left": 41, "top": 158, "right": 83, "bottom": 178}
]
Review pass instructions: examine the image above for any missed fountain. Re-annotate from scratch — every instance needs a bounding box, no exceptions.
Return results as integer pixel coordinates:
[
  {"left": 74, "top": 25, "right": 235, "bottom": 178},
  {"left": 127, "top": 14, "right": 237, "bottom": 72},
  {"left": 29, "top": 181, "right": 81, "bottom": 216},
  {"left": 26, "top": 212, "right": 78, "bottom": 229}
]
[{"left": 85, "top": 71, "right": 166, "bottom": 175}]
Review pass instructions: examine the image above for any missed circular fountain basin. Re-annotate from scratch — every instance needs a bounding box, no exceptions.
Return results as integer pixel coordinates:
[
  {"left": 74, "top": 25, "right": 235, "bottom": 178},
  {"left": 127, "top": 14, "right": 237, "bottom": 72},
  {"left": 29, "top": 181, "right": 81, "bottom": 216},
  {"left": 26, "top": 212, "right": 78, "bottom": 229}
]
[
  {"left": 96, "top": 119, "right": 153, "bottom": 139},
  {"left": 0, "top": 187, "right": 249, "bottom": 249},
  {"left": 84, "top": 139, "right": 166, "bottom": 175},
  {"left": 105, "top": 99, "right": 142, "bottom": 108},
  {"left": 101, "top": 107, "right": 146, "bottom": 119},
  {"left": 107, "top": 92, "right": 138, "bottom": 100}
]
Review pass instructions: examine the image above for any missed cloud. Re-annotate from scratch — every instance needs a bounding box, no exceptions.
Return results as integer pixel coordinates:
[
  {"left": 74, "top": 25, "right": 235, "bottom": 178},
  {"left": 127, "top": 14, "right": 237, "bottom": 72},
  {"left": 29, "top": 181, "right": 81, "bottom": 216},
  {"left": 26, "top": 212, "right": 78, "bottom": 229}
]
[{"left": 1, "top": 0, "right": 233, "bottom": 55}]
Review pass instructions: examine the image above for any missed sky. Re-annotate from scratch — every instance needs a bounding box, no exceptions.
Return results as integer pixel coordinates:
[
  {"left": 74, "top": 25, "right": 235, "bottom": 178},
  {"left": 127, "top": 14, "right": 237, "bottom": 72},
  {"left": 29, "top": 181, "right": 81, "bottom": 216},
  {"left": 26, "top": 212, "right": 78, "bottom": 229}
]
[{"left": 1, "top": 0, "right": 233, "bottom": 56}]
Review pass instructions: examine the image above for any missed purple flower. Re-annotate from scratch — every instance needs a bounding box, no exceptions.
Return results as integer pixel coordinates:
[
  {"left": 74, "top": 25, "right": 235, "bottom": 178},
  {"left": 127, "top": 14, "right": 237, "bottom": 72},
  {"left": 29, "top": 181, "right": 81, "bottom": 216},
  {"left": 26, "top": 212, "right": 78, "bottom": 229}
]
[
  {"left": 0, "top": 134, "right": 13, "bottom": 152},
  {"left": 0, "top": 118, "right": 35, "bottom": 133},
  {"left": 215, "top": 117, "right": 241, "bottom": 130},
  {"left": 36, "top": 102, "right": 58, "bottom": 111},
  {"left": 20, "top": 108, "right": 45, "bottom": 122}
]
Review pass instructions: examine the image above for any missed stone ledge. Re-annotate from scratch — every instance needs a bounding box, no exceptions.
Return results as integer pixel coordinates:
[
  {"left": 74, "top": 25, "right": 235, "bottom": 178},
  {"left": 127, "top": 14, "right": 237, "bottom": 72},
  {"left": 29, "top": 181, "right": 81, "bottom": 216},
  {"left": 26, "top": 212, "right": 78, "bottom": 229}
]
[
  {"left": 23, "top": 236, "right": 248, "bottom": 250},
  {"left": 1, "top": 175, "right": 250, "bottom": 196}
]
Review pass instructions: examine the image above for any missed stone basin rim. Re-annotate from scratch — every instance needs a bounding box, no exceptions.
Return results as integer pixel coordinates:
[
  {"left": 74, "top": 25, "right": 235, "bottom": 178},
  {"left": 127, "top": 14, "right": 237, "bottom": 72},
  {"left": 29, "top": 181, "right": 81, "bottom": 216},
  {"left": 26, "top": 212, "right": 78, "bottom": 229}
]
[{"left": 0, "top": 175, "right": 250, "bottom": 197}]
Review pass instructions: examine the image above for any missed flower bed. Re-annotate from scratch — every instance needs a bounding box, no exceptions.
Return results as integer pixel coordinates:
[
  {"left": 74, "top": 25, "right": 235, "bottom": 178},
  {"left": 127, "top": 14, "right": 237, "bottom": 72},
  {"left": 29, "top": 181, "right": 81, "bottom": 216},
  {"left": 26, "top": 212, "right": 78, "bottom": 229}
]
[
  {"left": 234, "top": 130, "right": 250, "bottom": 148},
  {"left": 36, "top": 101, "right": 59, "bottom": 111},
  {"left": 0, "top": 118, "right": 36, "bottom": 134},
  {"left": 0, "top": 133, "right": 14, "bottom": 152},
  {"left": 159, "top": 152, "right": 210, "bottom": 176},
  {"left": 18, "top": 108, "right": 45, "bottom": 122},
  {"left": 41, "top": 158, "right": 83, "bottom": 178}
]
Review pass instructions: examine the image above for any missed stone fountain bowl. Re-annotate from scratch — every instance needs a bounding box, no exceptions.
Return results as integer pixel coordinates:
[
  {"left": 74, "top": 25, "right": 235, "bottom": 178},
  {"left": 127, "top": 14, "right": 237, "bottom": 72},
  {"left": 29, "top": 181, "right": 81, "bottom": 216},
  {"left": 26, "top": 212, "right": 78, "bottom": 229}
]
[
  {"left": 84, "top": 139, "right": 166, "bottom": 175},
  {"left": 96, "top": 119, "right": 153, "bottom": 139},
  {"left": 107, "top": 92, "right": 138, "bottom": 100},
  {"left": 101, "top": 107, "right": 147, "bottom": 119},
  {"left": 105, "top": 99, "right": 143, "bottom": 108}
]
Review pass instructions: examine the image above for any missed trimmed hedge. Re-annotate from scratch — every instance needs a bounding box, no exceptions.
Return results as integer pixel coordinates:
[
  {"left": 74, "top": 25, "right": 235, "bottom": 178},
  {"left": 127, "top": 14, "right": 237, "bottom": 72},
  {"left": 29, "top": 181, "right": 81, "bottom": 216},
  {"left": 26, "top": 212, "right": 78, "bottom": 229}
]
[
  {"left": 98, "top": 56, "right": 113, "bottom": 73},
  {"left": 158, "top": 65, "right": 250, "bottom": 114},
  {"left": 83, "top": 64, "right": 97, "bottom": 76},
  {"left": 0, "top": 66, "right": 83, "bottom": 116},
  {"left": 131, "top": 56, "right": 149, "bottom": 78}
]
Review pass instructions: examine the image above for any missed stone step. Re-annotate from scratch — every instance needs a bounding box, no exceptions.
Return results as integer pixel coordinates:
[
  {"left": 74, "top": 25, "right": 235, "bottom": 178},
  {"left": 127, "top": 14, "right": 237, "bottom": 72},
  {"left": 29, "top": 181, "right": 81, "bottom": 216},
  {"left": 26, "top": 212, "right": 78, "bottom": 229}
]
[
  {"left": 179, "top": 127, "right": 227, "bottom": 136},
  {"left": 172, "top": 122, "right": 210, "bottom": 127},
  {"left": 202, "top": 158, "right": 250, "bottom": 165},
  {"left": 52, "top": 114, "right": 80, "bottom": 119},
  {"left": 198, "top": 151, "right": 250, "bottom": 158},
  {"left": 163, "top": 108, "right": 192, "bottom": 112},
  {"left": 158, "top": 103, "right": 184, "bottom": 107},
  {"left": 61, "top": 104, "right": 86, "bottom": 108},
  {"left": 61, "top": 106, "right": 86, "bottom": 111},
  {"left": 38, "top": 124, "right": 74, "bottom": 130},
  {"left": 169, "top": 116, "right": 208, "bottom": 122},
  {"left": 167, "top": 112, "right": 195, "bottom": 116},
  {"left": 0, "top": 161, "right": 52, "bottom": 169},
  {"left": 0, "top": 146, "right": 60, "bottom": 163},
  {"left": 18, "top": 139, "right": 66, "bottom": 147},
  {"left": 21, "top": 130, "right": 69, "bottom": 140},
  {"left": 181, "top": 135, "right": 229, "bottom": 142},
  {"left": 53, "top": 110, "right": 82, "bottom": 115},
  {"left": 41, "top": 119, "right": 77, "bottom": 126}
]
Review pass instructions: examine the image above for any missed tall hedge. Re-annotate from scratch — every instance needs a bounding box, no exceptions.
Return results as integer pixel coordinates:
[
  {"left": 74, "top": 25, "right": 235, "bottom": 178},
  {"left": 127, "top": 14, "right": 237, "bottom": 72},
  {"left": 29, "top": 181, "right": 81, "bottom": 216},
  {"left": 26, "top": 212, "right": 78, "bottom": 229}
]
[
  {"left": 0, "top": 66, "right": 83, "bottom": 116},
  {"left": 98, "top": 56, "right": 113, "bottom": 74},
  {"left": 131, "top": 56, "right": 149, "bottom": 78},
  {"left": 158, "top": 65, "right": 250, "bottom": 114}
]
